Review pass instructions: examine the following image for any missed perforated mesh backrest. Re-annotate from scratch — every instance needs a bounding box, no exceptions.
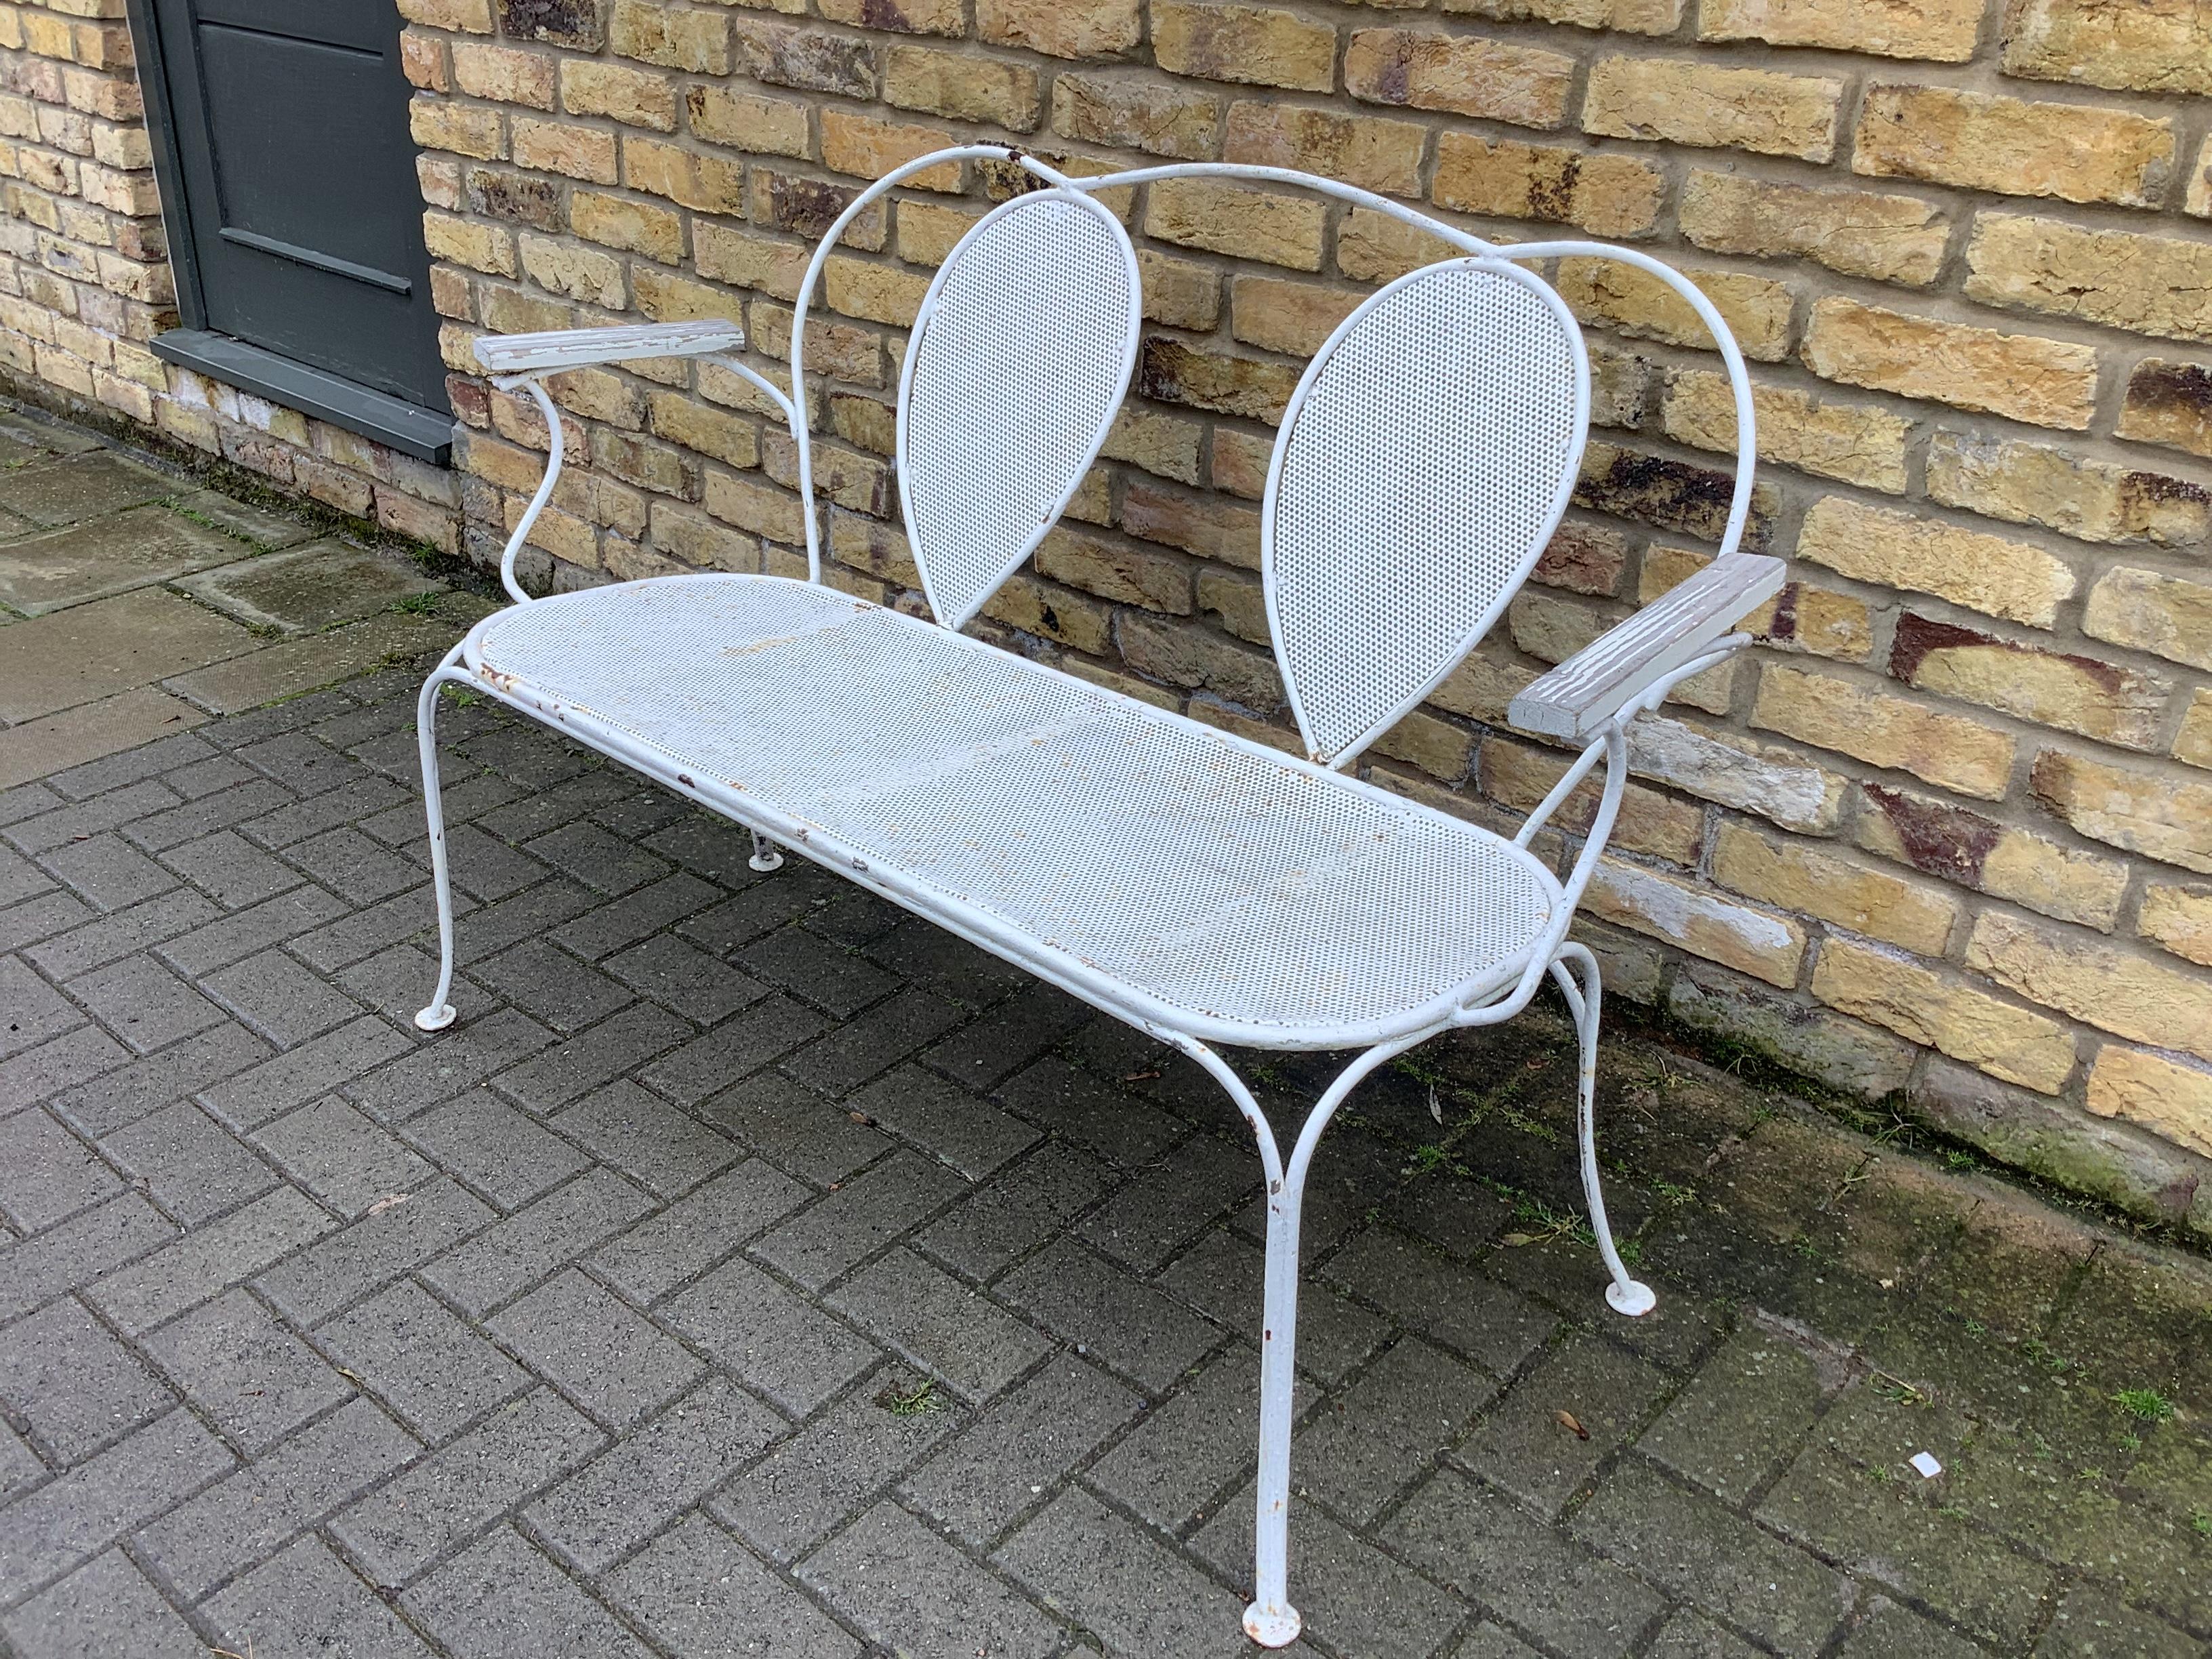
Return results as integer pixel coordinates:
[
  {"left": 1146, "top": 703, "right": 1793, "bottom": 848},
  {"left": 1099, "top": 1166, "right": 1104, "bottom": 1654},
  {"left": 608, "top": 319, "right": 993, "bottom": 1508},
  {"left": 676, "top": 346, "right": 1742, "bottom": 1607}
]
[
  {"left": 1265, "top": 258, "right": 1589, "bottom": 766},
  {"left": 898, "top": 188, "right": 1139, "bottom": 630}
]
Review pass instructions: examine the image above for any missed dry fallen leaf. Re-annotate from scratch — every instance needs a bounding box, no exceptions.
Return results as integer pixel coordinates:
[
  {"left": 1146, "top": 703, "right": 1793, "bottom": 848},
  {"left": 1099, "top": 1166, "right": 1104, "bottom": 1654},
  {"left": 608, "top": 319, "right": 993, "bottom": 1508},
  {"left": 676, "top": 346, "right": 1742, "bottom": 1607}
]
[
  {"left": 1500, "top": 1232, "right": 1536, "bottom": 1248},
  {"left": 1123, "top": 1069, "right": 1161, "bottom": 1082},
  {"left": 1555, "top": 1410, "right": 1589, "bottom": 1440},
  {"left": 364, "top": 1193, "right": 411, "bottom": 1216}
]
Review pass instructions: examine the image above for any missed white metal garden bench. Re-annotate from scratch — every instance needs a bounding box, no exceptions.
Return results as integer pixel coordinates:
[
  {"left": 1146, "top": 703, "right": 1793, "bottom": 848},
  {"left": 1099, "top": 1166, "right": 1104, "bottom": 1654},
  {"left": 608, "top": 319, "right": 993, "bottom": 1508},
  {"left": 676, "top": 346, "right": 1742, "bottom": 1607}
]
[{"left": 413, "top": 146, "right": 1781, "bottom": 1647}]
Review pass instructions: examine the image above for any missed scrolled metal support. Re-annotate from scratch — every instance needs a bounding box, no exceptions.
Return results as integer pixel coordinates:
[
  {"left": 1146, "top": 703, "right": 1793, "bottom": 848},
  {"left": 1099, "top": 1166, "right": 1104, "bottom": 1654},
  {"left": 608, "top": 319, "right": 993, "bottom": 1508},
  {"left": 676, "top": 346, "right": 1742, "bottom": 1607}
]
[{"left": 411, "top": 644, "right": 472, "bottom": 1033}]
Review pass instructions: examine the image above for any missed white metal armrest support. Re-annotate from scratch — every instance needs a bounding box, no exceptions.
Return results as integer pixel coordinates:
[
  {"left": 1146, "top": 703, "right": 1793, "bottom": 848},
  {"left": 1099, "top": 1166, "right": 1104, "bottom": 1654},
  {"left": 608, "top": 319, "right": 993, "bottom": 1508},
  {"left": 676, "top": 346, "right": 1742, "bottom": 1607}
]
[{"left": 413, "top": 148, "right": 1773, "bottom": 1652}]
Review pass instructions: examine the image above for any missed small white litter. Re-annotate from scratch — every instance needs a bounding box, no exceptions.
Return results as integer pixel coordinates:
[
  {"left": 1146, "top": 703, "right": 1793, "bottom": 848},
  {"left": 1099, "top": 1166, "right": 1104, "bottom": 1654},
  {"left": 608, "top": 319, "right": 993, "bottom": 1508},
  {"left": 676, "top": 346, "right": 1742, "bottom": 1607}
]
[{"left": 1910, "top": 1452, "right": 1943, "bottom": 1479}]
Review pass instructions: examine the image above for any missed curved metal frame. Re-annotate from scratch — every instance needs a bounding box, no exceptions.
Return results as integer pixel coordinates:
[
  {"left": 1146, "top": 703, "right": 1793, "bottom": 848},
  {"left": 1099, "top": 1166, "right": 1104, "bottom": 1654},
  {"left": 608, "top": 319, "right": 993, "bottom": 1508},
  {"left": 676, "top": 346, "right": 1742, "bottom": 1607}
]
[{"left": 423, "top": 147, "right": 1768, "bottom": 1650}]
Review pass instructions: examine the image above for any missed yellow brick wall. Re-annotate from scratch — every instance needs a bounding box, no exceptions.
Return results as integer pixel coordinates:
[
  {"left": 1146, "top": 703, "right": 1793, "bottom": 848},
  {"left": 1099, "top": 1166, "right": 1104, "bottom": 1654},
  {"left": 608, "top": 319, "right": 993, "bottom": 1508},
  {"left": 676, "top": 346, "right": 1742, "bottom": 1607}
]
[
  {"left": 0, "top": 0, "right": 463, "bottom": 547},
  {"left": 14, "top": 0, "right": 2212, "bottom": 1229}
]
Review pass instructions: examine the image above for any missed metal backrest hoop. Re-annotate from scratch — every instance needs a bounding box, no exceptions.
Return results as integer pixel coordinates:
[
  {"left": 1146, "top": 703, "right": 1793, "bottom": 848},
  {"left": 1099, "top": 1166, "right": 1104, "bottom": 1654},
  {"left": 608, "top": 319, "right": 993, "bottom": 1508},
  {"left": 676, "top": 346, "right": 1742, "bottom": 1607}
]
[
  {"left": 1262, "top": 258, "right": 1591, "bottom": 768},
  {"left": 895, "top": 186, "right": 1141, "bottom": 630}
]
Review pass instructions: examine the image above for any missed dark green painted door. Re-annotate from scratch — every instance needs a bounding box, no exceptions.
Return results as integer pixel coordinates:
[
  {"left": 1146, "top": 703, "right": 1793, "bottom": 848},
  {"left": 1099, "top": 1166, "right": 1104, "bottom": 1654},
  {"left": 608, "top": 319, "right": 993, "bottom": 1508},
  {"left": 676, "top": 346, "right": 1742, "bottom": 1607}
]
[{"left": 147, "top": 0, "right": 447, "bottom": 410}]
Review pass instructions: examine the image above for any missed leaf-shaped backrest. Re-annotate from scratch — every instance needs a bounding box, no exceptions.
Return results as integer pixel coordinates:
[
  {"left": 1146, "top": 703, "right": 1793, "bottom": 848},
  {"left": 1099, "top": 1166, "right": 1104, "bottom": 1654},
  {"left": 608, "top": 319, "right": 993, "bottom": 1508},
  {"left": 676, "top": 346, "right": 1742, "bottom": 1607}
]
[
  {"left": 1263, "top": 258, "right": 1590, "bottom": 766},
  {"left": 897, "top": 188, "right": 1139, "bottom": 630}
]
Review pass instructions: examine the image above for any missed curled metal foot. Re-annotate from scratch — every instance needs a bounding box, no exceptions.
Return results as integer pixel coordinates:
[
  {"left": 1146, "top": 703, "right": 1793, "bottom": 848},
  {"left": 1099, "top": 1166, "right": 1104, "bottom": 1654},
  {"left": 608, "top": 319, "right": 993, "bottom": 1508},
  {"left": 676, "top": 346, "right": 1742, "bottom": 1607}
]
[
  {"left": 413, "top": 1004, "right": 457, "bottom": 1032},
  {"left": 749, "top": 832, "right": 784, "bottom": 873},
  {"left": 1244, "top": 1602, "right": 1302, "bottom": 1648},
  {"left": 1606, "top": 1279, "right": 1657, "bottom": 1318}
]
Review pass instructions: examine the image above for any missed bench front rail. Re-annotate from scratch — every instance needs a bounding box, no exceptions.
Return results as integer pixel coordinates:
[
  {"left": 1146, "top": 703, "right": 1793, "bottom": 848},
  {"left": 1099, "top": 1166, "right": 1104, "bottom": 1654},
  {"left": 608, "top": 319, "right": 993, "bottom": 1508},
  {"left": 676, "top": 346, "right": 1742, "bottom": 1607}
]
[{"left": 411, "top": 147, "right": 1783, "bottom": 1649}]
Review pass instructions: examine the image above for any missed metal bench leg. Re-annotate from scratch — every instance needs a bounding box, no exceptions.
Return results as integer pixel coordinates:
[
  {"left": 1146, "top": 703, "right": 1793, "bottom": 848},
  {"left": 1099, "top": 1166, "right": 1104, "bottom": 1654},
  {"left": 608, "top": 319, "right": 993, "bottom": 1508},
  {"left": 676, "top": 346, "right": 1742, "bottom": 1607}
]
[
  {"left": 412, "top": 649, "right": 470, "bottom": 1033},
  {"left": 1551, "top": 944, "right": 1655, "bottom": 1317},
  {"left": 1174, "top": 1034, "right": 1424, "bottom": 1648},
  {"left": 748, "top": 831, "right": 784, "bottom": 873}
]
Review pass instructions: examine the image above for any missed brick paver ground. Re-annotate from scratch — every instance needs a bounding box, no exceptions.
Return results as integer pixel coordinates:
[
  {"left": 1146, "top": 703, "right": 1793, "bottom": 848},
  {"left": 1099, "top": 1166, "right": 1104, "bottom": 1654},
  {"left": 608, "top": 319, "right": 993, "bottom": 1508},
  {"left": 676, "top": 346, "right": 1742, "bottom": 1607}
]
[{"left": 2, "top": 413, "right": 2209, "bottom": 1658}]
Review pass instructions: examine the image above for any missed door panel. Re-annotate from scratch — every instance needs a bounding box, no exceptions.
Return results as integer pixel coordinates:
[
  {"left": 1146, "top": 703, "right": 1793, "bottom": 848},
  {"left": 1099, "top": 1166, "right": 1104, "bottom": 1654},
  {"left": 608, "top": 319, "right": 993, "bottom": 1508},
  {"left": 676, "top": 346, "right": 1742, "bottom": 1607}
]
[{"left": 146, "top": 0, "right": 446, "bottom": 411}]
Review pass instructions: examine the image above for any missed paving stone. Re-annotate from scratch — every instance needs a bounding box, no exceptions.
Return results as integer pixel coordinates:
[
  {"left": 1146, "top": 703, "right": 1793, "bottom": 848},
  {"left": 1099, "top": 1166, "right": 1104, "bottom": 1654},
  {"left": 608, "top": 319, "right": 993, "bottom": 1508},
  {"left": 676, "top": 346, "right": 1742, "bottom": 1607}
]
[
  {"left": 1292, "top": 1338, "right": 1496, "bottom": 1525},
  {"left": 1454, "top": 1624, "right": 1545, "bottom": 1659},
  {"left": 800, "top": 1500, "right": 1062, "bottom": 1659},
  {"left": 1078, "top": 1134, "right": 1258, "bottom": 1273},
  {"left": 8, "top": 781, "right": 185, "bottom": 856},
  {"left": 0, "top": 1193, "right": 176, "bottom": 1324},
  {"left": 901, "top": 1355, "right": 1141, "bottom": 1547},
  {"left": 1324, "top": 1231, "right": 1559, "bottom": 1376},
  {"left": 914, "top": 1141, "right": 1112, "bottom": 1281},
  {"left": 199, "top": 1013, "right": 411, "bottom": 1131},
  {"left": 136, "top": 1396, "right": 418, "bottom": 1599},
  {"left": 1756, "top": 1446, "right": 2055, "bottom": 1650},
  {"left": 0, "top": 845, "right": 50, "bottom": 908},
  {"left": 493, "top": 1001, "right": 693, "bottom": 1113},
  {"left": 641, "top": 813, "right": 768, "bottom": 883},
  {"left": 159, "top": 828, "right": 303, "bottom": 908},
  {"left": 316, "top": 1279, "right": 531, "bottom": 1441},
  {"left": 735, "top": 924, "right": 901, "bottom": 1019},
  {"left": 527, "top": 819, "right": 672, "bottom": 896},
  {"left": 1638, "top": 1326, "right": 1826, "bottom": 1504},
  {"left": 155, "top": 882, "right": 350, "bottom": 978},
  {"left": 1456, "top": 1331, "right": 1671, "bottom": 1519},
  {"left": 554, "top": 1079, "right": 741, "bottom": 1197},
  {"left": 67, "top": 952, "right": 228, "bottom": 1056},
  {"left": 0, "top": 1024, "right": 123, "bottom": 1117},
  {"left": 1088, "top": 1347, "right": 1303, "bottom": 1532},
  {"left": 0, "top": 1422, "right": 43, "bottom": 1505},
  {"left": 1833, "top": 1598, "right": 1988, "bottom": 1658},
  {"left": 474, "top": 937, "right": 636, "bottom": 1033},
  {"left": 420, "top": 1166, "right": 655, "bottom": 1317},
  {"left": 782, "top": 986, "right": 967, "bottom": 1096},
  {"left": 255, "top": 1176, "right": 495, "bottom": 1326},
  {"left": 0, "top": 1296, "right": 171, "bottom": 1464},
  {"left": 525, "top": 1376, "right": 783, "bottom": 1573},
  {"left": 234, "top": 731, "right": 377, "bottom": 797},
  {"left": 1384, "top": 1470, "right": 1666, "bottom": 1659},
  {"left": 401, "top": 1524, "right": 652, "bottom": 1658},
  {"left": 0, "top": 1549, "right": 204, "bottom": 1659},
  {"left": 1155, "top": 1227, "right": 1393, "bottom": 1385},
  {"left": 331, "top": 1389, "right": 605, "bottom": 1587},
  {"left": 100, "top": 1099, "right": 277, "bottom": 1225},
  {"left": 926, "top": 985, "right": 1090, "bottom": 1089},
  {"left": 21, "top": 890, "right": 221, "bottom": 981},
  {"left": 336, "top": 941, "right": 475, "bottom": 1024},
  {"left": 2032, "top": 1584, "right": 2199, "bottom": 1658},
  {"left": 0, "top": 451, "right": 172, "bottom": 529},
  {"left": 203, "top": 1534, "right": 436, "bottom": 1659},
  {"left": 590, "top": 1160, "right": 811, "bottom": 1305},
  {"left": 86, "top": 1184, "right": 333, "bottom": 1335},
  {"left": 606, "top": 1511, "right": 862, "bottom": 1659},
  {"left": 56, "top": 1021, "right": 273, "bottom": 1139},
  {"left": 752, "top": 1149, "right": 968, "bottom": 1291},
  {"left": 845, "top": 1063, "right": 1039, "bottom": 1181},
  {"left": 187, "top": 541, "right": 443, "bottom": 636},
  {"left": 405, "top": 1088, "right": 593, "bottom": 1209},
  {"left": 994, "top": 1054, "right": 1187, "bottom": 1166},
  {"left": 0, "top": 892, "right": 93, "bottom": 956},
  {"left": 491, "top": 1268, "right": 704, "bottom": 1431},
  {"left": 605, "top": 931, "right": 768, "bottom": 1024},
  {"left": 0, "top": 964, "right": 81, "bottom": 1073},
  {"left": 0, "top": 1107, "right": 117, "bottom": 1231},
  {"left": 201, "top": 947, "right": 365, "bottom": 1046},
  {"left": 996, "top": 1487, "right": 1256, "bottom": 1659},
  {"left": 644, "top": 996, "right": 830, "bottom": 1106},
  {"left": 548, "top": 869, "right": 722, "bottom": 960},
  {"left": 824, "top": 1247, "right": 1052, "bottom": 1405},
  {"left": 1575, "top": 1460, "right": 1851, "bottom": 1657},
  {"left": 712, "top": 1381, "right": 964, "bottom": 1563},
  {"left": 0, "top": 1408, "right": 232, "bottom": 1601},
  {"left": 42, "top": 734, "right": 212, "bottom": 804},
  {"left": 677, "top": 882, "right": 827, "bottom": 960},
  {"left": 667, "top": 1258, "right": 880, "bottom": 1419},
  {"left": 1645, "top": 1607, "right": 1769, "bottom": 1658},
  {"left": 696, "top": 1071, "right": 891, "bottom": 1187},
  {"left": 121, "top": 779, "right": 295, "bottom": 855},
  {"left": 1191, "top": 1492, "right": 1468, "bottom": 1659},
  {"left": 141, "top": 1286, "right": 351, "bottom": 1452},
  {"left": 37, "top": 833, "right": 176, "bottom": 912},
  {"left": 289, "top": 884, "right": 458, "bottom": 975},
  {"left": 343, "top": 1006, "right": 556, "bottom": 1123},
  {"left": 253, "top": 1095, "right": 433, "bottom": 1216},
  {"left": 473, "top": 764, "right": 630, "bottom": 838},
  {"left": 283, "top": 825, "right": 422, "bottom": 906},
  {"left": 996, "top": 1237, "right": 1219, "bottom": 1394}
]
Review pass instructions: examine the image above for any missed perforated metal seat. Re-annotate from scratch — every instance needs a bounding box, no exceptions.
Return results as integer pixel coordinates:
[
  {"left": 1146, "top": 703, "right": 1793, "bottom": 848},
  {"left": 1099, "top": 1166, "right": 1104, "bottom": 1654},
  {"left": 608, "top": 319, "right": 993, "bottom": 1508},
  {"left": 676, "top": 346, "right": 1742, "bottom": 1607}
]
[{"left": 465, "top": 573, "right": 1559, "bottom": 1048}]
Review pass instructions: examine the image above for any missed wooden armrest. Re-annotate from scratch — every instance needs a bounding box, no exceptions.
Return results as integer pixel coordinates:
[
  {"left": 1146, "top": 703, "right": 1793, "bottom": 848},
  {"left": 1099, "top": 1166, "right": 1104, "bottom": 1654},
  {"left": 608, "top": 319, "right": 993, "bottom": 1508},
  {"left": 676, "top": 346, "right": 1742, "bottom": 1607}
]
[
  {"left": 1508, "top": 553, "right": 1786, "bottom": 741},
  {"left": 474, "top": 319, "right": 744, "bottom": 375}
]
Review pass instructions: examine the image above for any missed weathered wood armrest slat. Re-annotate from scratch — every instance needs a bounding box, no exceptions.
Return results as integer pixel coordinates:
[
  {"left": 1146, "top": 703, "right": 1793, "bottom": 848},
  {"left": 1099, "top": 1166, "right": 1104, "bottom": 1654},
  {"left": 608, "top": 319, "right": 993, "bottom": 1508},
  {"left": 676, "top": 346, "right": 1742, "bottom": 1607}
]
[
  {"left": 473, "top": 319, "right": 743, "bottom": 375},
  {"left": 1508, "top": 552, "right": 1786, "bottom": 741}
]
